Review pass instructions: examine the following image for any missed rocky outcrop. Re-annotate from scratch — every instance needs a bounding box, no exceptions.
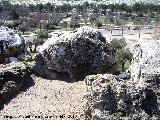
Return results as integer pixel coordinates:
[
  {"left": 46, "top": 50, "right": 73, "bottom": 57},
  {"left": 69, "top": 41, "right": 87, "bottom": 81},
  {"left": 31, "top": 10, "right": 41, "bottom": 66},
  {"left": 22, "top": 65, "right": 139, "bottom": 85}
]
[
  {"left": 0, "top": 62, "right": 31, "bottom": 106},
  {"left": 85, "top": 74, "right": 159, "bottom": 120},
  {"left": 85, "top": 39, "right": 160, "bottom": 119},
  {"left": 34, "top": 27, "right": 119, "bottom": 79},
  {"left": 0, "top": 27, "right": 25, "bottom": 63},
  {"left": 130, "top": 39, "right": 160, "bottom": 83}
]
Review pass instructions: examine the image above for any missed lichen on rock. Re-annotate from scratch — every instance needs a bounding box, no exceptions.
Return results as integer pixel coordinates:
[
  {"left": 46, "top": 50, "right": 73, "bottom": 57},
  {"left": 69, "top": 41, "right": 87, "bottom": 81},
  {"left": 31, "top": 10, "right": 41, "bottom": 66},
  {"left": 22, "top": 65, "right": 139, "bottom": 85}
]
[
  {"left": 85, "top": 39, "right": 160, "bottom": 119},
  {"left": 0, "top": 62, "right": 32, "bottom": 106},
  {"left": 34, "top": 27, "right": 119, "bottom": 79},
  {"left": 0, "top": 27, "right": 25, "bottom": 63},
  {"left": 130, "top": 39, "right": 160, "bottom": 82},
  {"left": 85, "top": 73, "right": 159, "bottom": 119}
]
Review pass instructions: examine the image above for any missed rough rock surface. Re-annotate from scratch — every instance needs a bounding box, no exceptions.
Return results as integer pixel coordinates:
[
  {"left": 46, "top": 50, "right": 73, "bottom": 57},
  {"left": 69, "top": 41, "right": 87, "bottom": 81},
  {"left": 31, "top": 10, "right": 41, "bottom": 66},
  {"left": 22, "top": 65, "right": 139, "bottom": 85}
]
[
  {"left": 0, "top": 27, "right": 25, "bottom": 63},
  {"left": 85, "top": 40, "right": 160, "bottom": 119},
  {"left": 130, "top": 39, "right": 160, "bottom": 82},
  {"left": 85, "top": 74, "right": 159, "bottom": 120},
  {"left": 34, "top": 27, "right": 118, "bottom": 78},
  {"left": 0, "top": 62, "right": 31, "bottom": 106}
]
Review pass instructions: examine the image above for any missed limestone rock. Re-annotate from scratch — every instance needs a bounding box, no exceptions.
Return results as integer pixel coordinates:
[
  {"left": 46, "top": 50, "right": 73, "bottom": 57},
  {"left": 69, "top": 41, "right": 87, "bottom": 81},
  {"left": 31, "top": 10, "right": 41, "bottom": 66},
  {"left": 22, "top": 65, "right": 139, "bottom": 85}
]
[
  {"left": 0, "top": 27, "right": 25, "bottom": 64},
  {"left": 0, "top": 62, "right": 31, "bottom": 105},
  {"left": 85, "top": 74, "right": 159, "bottom": 120},
  {"left": 130, "top": 39, "right": 160, "bottom": 82},
  {"left": 85, "top": 39, "right": 160, "bottom": 119},
  {"left": 34, "top": 27, "right": 119, "bottom": 78}
]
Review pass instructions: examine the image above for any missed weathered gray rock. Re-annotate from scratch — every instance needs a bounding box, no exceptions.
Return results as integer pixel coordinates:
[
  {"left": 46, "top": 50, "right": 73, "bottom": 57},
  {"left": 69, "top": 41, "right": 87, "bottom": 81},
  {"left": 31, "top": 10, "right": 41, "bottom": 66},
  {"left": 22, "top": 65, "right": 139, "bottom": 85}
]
[
  {"left": 0, "top": 62, "right": 31, "bottom": 105},
  {"left": 85, "top": 74, "right": 159, "bottom": 120},
  {"left": 85, "top": 39, "right": 160, "bottom": 119},
  {"left": 34, "top": 27, "right": 119, "bottom": 78},
  {"left": 0, "top": 27, "right": 25, "bottom": 63},
  {"left": 130, "top": 39, "right": 160, "bottom": 82}
]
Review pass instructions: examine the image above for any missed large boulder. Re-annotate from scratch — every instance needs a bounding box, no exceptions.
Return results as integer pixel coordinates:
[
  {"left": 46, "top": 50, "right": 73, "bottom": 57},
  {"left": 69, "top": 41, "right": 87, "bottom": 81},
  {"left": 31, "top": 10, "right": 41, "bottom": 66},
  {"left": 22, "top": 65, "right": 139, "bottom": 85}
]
[
  {"left": 85, "top": 74, "right": 159, "bottom": 120},
  {"left": 34, "top": 27, "right": 119, "bottom": 79},
  {"left": 85, "top": 39, "right": 160, "bottom": 119},
  {"left": 0, "top": 27, "right": 25, "bottom": 63},
  {"left": 0, "top": 62, "right": 31, "bottom": 106},
  {"left": 130, "top": 39, "right": 160, "bottom": 83}
]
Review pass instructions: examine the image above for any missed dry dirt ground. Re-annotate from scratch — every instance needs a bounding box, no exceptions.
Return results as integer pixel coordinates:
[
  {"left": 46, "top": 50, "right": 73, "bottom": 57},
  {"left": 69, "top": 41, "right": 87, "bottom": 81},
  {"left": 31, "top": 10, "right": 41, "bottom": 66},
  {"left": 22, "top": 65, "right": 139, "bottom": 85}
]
[{"left": 0, "top": 75, "right": 87, "bottom": 120}]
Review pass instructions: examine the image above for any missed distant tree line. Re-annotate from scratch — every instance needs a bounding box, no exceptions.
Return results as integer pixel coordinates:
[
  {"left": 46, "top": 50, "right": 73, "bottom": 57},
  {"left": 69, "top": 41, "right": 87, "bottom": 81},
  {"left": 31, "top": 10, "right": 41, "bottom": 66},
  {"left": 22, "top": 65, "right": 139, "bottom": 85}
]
[{"left": 0, "top": 1, "right": 160, "bottom": 20}]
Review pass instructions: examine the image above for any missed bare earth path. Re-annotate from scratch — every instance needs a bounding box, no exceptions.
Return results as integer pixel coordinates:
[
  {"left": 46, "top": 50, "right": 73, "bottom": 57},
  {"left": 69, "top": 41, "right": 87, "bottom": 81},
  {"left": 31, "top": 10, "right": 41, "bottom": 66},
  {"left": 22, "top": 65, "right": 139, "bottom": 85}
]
[{"left": 0, "top": 76, "right": 87, "bottom": 120}]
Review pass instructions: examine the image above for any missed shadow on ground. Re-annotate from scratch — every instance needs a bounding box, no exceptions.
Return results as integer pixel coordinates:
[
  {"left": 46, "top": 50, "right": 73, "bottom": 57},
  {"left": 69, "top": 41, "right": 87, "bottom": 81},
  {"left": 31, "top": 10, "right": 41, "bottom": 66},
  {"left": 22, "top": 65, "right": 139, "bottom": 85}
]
[
  {"left": 34, "top": 71, "right": 85, "bottom": 83},
  {"left": 0, "top": 76, "right": 35, "bottom": 110}
]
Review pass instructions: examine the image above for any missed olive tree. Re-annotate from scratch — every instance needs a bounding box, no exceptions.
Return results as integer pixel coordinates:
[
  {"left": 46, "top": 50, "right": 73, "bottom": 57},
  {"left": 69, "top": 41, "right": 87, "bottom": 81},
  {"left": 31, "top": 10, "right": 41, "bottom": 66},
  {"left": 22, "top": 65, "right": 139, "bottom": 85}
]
[
  {"left": 24, "top": 29, "right": 48, "bottom": 53},
  {"left": 115, "top": 16, "right": 128, "bottom": 38},
  {"left": 115, "top": 48, "right": 132, "bottom": 71},
  {"left": 133, "top": 17, "right": 144, "bottom": 38},
  {"left": 62, "top": 21, "right": 68, "bottom": 30},
  {"left": 24, "top": 35, "right": 36, "bottom": 52},
  {"left": 70, "top": 15, "right": 80, "bottom": 30},
  {"left": 110, "top": 38, "right": 132, "bottom": 71},
  {"left": 95, "top": 20, "right": 103, "bottom": 29},
  {"left": 89, "top": 15, "right": 97, "bottom": 25},
  {"left": 82, "top": 15, "right": 88, "bottom": 26},
  {"left": 110, "top": 38, "right": 127, "bottom": 57},
  {"left": 33, "top": 29, "right": 48, "bottom": 52}
]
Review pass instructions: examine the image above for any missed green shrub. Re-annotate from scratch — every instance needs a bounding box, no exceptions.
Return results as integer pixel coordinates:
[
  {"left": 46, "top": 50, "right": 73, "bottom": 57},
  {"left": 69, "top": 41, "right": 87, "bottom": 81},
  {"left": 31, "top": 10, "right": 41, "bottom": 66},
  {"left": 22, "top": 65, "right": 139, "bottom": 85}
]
[
  {"left": 110, "top": 38, "right": 127, "bottom": 57},
  {"left": 115, "top": 48, "right": 132, "bottom": 71},
  {"left": 110, "top": 38, "right": 132, "bottom": 71},
  {"left": 36, "top": 29, "right": 48, "bottom": 39},
  {"left": 6, "top": 21, "right": 20, "bottom": 30},
  {"left": 70, "top": 16, "right": 80, "bottom": 29},
  {"left": 95, "top": 21, "right": 103, "bottom": 29},
  {"left": 44, "top": 20, "right": 56, "bottom": 30}
]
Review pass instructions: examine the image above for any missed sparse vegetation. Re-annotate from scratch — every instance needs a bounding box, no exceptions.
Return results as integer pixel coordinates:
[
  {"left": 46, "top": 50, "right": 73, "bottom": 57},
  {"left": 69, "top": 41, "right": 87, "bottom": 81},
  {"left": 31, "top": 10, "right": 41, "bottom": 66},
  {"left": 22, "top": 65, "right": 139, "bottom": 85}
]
[
  {"left": 32, "top": 29, "right": 48, "bottom": 52},
  {"left": 110, "top": 38, "right": 132, "bottom": 71},
  {"left": 95, "top": 20, "right": 103, "bottom": 29},
  {"left": 115, "top": 48, "right": 132, "bottom": 71},
  {"left": 0, "top": 1, "right": 160, "bottom": 120},
  {"left": 110, "top": 38, "right": 127, "bottom": 57},
  {"left": 70, "top": 15, "right": 80, "bottom": 29}
]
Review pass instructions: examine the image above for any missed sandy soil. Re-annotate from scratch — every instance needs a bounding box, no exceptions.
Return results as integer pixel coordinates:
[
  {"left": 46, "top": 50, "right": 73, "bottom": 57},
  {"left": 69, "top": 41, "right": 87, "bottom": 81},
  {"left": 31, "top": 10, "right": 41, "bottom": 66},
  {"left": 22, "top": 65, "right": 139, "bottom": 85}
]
[{"left": 0, "top": 76, "right": 87, "bottom": 120}]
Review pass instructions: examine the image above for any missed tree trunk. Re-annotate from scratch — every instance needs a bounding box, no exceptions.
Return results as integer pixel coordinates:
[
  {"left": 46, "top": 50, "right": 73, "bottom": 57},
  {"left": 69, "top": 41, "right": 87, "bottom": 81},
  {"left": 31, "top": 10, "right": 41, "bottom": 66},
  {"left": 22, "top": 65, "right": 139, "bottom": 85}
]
[
  {"left": 112, "top": 49, "right": 116, "bottom": 59},
  {"left": 29, "top": 46, "right": 32, "bottom": 52},
  {"left": 122, "top": 28, "right": 124, "bottom": 38},
  {"left": 34, "top": 44, "right": 38, "bottom": 53},
  {"left": 139, "top": 29, "right": 141, "bottom": 38},
  {"left": 122, "top": 62, "right": 125, "bottom": 71}
]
